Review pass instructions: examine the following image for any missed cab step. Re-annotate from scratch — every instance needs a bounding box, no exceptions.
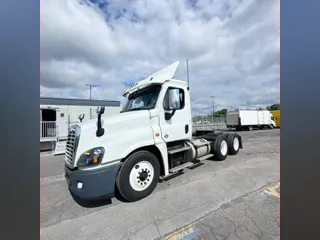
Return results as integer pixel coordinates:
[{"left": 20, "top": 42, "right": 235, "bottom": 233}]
[
  {"left": 168, "top": 146, "right": 191, "bottom": 155},
  {"left": 197, "top": 153, "right": 213, "bottom": 161},
  {"left": 169, "top": 162, "right": 194, "bottom": 173}
]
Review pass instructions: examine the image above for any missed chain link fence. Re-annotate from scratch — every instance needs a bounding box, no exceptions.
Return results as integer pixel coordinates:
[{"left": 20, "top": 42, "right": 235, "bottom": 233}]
[{"left": 192, "top": 115, "right": 227, "bottom": 128}]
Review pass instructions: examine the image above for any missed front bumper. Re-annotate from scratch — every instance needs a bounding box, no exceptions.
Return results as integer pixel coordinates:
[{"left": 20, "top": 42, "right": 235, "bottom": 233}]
[{"left": 65, "top": 162, "right": 121, "bottom": 200}]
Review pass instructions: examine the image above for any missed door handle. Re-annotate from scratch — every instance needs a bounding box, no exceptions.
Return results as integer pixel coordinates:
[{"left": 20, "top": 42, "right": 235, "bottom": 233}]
[{"left": 185, "top": 124, "right": 189, "bottom": 134}]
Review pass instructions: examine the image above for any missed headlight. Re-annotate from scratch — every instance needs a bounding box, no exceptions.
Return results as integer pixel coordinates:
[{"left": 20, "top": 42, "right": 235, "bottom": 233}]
[{"left": 77, "top": 147, "right": 105, "bottom": 167}]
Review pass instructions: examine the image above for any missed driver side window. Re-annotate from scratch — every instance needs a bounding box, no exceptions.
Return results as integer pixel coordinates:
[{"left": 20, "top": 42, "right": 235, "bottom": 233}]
[{"left": 163, "top": 87, "right": 185, "bottom": 110}]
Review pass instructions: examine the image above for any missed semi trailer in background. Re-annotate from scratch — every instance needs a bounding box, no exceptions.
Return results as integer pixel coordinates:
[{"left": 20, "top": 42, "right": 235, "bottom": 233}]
[
  {"left": 226, "top": 109, "right": 276, "bottom": 131},
  {"left": 64, "top": 61, "right": 244, "bottom": 202}
]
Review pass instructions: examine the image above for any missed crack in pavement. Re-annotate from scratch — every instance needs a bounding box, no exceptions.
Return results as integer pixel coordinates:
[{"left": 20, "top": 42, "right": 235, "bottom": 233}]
[
  {"left": 156, "top": 181, "right": 279, "bottom": 240},
  {"left": 119, "top": 222, "right": 155, "bottom": 240}
]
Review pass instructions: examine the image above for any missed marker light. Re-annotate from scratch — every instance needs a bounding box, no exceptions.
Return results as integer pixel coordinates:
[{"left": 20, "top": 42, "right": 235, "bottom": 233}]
[{"left": 77, "top": 182, "right": 83, "bottom": 189}]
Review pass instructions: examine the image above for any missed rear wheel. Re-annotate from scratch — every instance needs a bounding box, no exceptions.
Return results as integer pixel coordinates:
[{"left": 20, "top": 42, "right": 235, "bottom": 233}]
[
  {"left": 116, "top": 150, "right": 160, "bottom": 202},
  {"left": 226, "top": 134, "right": 240, "bottom": 155},
  {"left": 213, "top": 136, "right": 229, "bottom": 161},
  {"left": 268, "top": 124, "right": 274, "bottom": 129},
  {"left": 248, "top": 126, "right": 253, "bottom": 131}
]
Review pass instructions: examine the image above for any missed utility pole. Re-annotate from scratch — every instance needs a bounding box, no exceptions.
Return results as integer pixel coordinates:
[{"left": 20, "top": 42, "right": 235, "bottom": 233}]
[
  {"left": 86, "top": 84, "right": 100, "bottom": 100},
  {"left": 86, "top": 84, "right": 100, "bottom": 119}
]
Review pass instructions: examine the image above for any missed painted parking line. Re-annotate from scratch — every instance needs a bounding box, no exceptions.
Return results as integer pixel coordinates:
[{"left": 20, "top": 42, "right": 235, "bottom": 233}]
[
  {"left": 162, "top": 224, "right": 200, "bottom": 240},
  {"left": 263, "top": 182, "right": 280, "bottom": 198},
  {"left": 164, "top": 182, "right": 281, "bottom": 240}
]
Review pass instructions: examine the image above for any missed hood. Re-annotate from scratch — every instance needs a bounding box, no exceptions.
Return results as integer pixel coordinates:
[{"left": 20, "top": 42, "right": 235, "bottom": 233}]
[{"left": 77, "top": 110, "right": 151, "bottom": 132}]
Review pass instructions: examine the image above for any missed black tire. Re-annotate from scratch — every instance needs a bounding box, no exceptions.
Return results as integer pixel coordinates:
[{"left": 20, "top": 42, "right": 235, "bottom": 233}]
[
  {"left": 226, "top": 133, "right": 240, "bottom": 155},
  {"left": 248, "top": 126, "right": 253, "bottom": 131},
  {"left": 212, "top": 136, "right": 229, "bottom": 161},
  {"left": 116, "top": 150, "right": 160, "bottom": 202},
  {"left": 268, "top": 124, "right": 274, "bottom": 129}
]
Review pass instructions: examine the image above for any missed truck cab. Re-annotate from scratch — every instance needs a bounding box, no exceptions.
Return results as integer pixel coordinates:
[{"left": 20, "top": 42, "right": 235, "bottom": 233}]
[{"left": 64, "top": 62, "right": 243, "bottom": 202}]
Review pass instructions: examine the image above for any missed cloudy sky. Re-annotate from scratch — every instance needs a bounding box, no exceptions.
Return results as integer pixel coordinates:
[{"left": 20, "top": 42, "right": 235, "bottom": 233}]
[{"left": 41, "top": 0, "right": 279, "bottom": 115}]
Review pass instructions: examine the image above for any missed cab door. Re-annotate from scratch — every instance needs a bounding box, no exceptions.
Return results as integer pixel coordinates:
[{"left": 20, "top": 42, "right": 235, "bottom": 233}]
[
  {"left": 158, "top": 84, "right": 191, "bottom": 143},
  {"left": 56, "top": 108, "right": 68, "bottom": 139}
]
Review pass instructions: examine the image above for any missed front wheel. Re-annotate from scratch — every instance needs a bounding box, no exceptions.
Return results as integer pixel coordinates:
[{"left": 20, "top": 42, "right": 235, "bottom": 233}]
[{"left": 116, "top": 150, "right": 160, "bottom": 202}]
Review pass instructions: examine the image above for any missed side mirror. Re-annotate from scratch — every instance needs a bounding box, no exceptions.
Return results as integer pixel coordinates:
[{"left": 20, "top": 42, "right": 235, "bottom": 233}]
[
  {"left": 168, "top": 89, "right": 180, "bottom": 110},
  {"left": 165, "top": 89, "right": 180, "bottom": 121},
  {"left": 96, "top": 106, "right": 105, "bottom": 137},
  {"left": 78, "top": 113, "right": 85, "bottom": 122},
  {"left": 96, "top": 106, "right": 105, "bottom": 114}
]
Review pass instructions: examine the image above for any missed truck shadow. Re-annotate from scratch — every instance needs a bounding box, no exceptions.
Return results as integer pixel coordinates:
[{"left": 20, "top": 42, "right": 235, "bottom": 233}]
[
  {"left": 69, "top": 190, "right": 114, "bottom": 208},
  {"left": 205, "top": 156, "right": 224, "bottom": 162},
  {"left": 70, "top": 186, "right": 145, "bottom": 207}
]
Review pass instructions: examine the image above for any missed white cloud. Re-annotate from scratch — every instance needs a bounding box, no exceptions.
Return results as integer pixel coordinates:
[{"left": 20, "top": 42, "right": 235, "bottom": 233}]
[{"left": 41, "top": 0, "right": 279, "bottom": 115}]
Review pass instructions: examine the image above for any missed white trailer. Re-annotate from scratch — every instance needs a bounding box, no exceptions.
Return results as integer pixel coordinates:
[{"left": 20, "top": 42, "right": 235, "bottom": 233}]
[
  {"left": 40, "top": 106, "right": 69, "bottom": 140},
  {"left": 40, "top": 98, "right": 121, "bottom": 153},
  {"left": 64, "top": 62, "right": 243, "bottom": 202},
  {"left": 226, "top": 109, "right": 276, "bottom": 131}
]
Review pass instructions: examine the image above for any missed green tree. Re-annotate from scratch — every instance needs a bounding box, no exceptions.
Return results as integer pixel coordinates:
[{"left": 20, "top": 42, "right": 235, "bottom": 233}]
[
  {"left": 267, "top": 104, "right": 280, "bottom": 111},
  {"left": 211, "top": 109, "right": 228, "bottom": 116}
]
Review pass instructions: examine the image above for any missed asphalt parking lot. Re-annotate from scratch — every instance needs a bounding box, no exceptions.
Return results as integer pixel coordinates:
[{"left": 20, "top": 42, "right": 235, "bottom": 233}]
[{"left": 40, "top": 129, "right": 280, "bottom": 240}]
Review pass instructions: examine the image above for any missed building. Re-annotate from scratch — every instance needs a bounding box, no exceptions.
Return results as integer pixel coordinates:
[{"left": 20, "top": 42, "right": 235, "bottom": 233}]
[{"left": 40, "top": 97, "right": 121, "bottom": 151}]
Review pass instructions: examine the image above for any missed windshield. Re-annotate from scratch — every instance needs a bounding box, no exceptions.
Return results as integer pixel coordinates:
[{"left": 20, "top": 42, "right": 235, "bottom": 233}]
[{"left": 121, "top": 85, "right": 161, "bottom": 112}]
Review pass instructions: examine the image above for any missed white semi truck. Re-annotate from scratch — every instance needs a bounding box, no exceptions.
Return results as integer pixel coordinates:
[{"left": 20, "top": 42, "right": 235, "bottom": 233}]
[
  {"left": 64, "top": 62, "right": 243, "bottom": 202},
  {"left": 226, "top": 109, "right": 276, "bottom": 131}
]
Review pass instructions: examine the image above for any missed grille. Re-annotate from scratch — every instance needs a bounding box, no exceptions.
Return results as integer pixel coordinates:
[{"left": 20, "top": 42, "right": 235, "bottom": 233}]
[{"left": 65, "top": 125, "right": 80, "bottom": 167}]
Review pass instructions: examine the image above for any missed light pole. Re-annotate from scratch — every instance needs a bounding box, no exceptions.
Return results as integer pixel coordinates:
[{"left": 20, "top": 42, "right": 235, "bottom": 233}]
[
  {"left": 186, "top": 59, "right": 190, "bottom": 87},
  {"left": 210, "top": 96, "right": 215, "bottom": 123},
  {"left": 86, "top": 84, "right": 100, "bottom": 119}
]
